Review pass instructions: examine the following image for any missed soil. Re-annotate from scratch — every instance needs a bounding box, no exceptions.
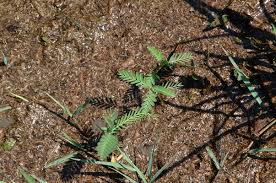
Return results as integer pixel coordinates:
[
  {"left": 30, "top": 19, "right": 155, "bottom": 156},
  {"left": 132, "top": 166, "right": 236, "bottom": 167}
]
[{"left": 0, "top": 0, "right": 275, "bottom": 182}]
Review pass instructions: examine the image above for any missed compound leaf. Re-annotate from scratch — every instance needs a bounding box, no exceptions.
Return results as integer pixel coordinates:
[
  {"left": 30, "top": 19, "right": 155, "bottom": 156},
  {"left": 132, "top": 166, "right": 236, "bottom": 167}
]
[
  {"left": 96, "top": 133, "right": 119, "bottom": 160},
  {"left": 147, "top": 46, "right": 166, "bottom": 62},
  {"left": 168, "top": 52, "right": 192, "bottom": 65}
]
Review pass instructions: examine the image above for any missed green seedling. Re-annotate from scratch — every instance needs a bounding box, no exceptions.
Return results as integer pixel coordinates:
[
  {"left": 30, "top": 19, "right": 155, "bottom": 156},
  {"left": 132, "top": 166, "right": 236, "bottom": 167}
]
[
  {"left": 46, "top": 46, "right": 192, "bottom": 165},
  {"left": 96, "top": 46, "right": 191, "bottom": 160},
  {"left": 148, "top": 46, "right": 192, "bottom": 75},
  {"left": 222, "top": 47, "right": 263, "bottom": 106},
  {"left": 46, "top": 93, "right": 73, "bottom": 117},
  {"left": 71, "top": 147, "right": 171, "bottom": 183},
  {"left": 2, "top": 138, "right": 16, "bottom": 151},
  {"left": 206, "top": 146, "right": 229, "bottom": 170}
]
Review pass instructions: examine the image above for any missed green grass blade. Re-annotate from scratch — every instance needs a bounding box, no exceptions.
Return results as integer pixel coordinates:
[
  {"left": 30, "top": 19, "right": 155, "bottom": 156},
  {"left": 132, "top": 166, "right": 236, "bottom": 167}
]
[
  {"left": 60, "top": 132, "right": 84, "bottom": 150},
  {"left": 150, "top": 162, "right": 170, "bottom": 183},
  {"left": 219, "top": 152, "right": 229, "bottom": 168},
  {"left": 0, "top": 105, "right": 12, "bottom": 113},
  {"left": 111, "top": 168, "right": 138, "bottom": 183},
  {"left": 206, "top": 146, "right": 220, "bottom": 170},
  {"left": 272, "top": 24, "right": 276, "bottom": 36},
  {"left": 10, "top": 93, "right": 29, "bottom": 102},
  {"left": 30, "top": 175, "right": 48, "bottom": 183},
  {"left": 45, "top": 152, "right": 78, "bottom": 168},
  {"left": 112, "top": 168, "right": 137, "bottom": 183},
  {"left": 240, "top": 74, "right": 263, "bottom": 106},
  {"left": 146, "top": 146, "right": 155, "bottom": 178},
  {"left": 46, "top": 93, "right": 72, "bottom": 117},
  {"left": 249, "top": 148, "right": 276, "bottom": 155},
  {"left": 72, "top": 102, "right": 88, "bottom": 117},
  {"left": 71, "top": 158, "right": 136, "bottom": 172},
  {"left": 19, "top": 168, "right": 36, "bottom": 183},
  {"left": 222, "top": 47, "right": 263, "bottom": 106},
  {"left": 118, "top": 148, "right": 147, "bottom": 183},
  {"left": 147, "top": 46, "right": 166, "bottom": 63}
]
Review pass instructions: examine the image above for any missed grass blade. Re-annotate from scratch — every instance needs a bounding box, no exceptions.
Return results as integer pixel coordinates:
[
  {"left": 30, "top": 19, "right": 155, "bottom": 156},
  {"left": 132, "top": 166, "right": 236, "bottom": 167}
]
[
  {"left": 118, "top": 148, "right": 147, "bottom": 183},
  {"left": 272, "top": 24, "right": 276, "bottom": 36},
  {"left": 19, "top": 168, "right": 36, "bottom": 183},
  {"left": 206, "top": 146, "right": 220, "bottom": 170},
  {"left": 219, "top": 152, "right": 229, "bottom": 168},
  {"left": 71, "top": 158, "right": 136, "bottom": 172},
  {"left": 10, "top": 93, "right": 29, "bottom": 102},
  {"left": 150, "top": 162, "right": 170, "bottom": 183},
  {"left": 0, "top": 105, "right": 12, "bottom": 113},
  {"left": 31, "top": 174, "right": 48, "bottom": 183},
  {"left": 46, "top": 93, "right": 72, "bottom": 117},
  {"left": 249, "top": 148, "right": 276, "bottom": 155},
  {"left": 72, "top": 102, "right": 88, "bottom": 117},
  {"left": 60, "top": 132, "right": 84, "bottom": 150},
  {"left": 45, "top": 151, "right": 78, "bottom": 168},
  {"left": 111, "top": 168, "right": 137, "bottom": 183},
  {"left": 146, "top": 146, "right": 155, "bottom": 178},
  {"left": 222, "top": 47, "right": 263, "bottom": 106}
]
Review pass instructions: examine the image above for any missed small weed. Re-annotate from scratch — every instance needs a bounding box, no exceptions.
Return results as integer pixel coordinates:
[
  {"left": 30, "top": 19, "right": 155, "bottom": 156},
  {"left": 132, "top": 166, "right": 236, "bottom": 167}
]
[
  {"left": 2, "top": 138, "right": 16, "bottom": 151},
  {"left": 44, "top": 46, "right": 192, "bottom": 182},
  {"left": 96, "top": 46, "right": 191, "bottom": 160},
  {"left": 68, "top": 147, "right": 171, "bottom": 183}
]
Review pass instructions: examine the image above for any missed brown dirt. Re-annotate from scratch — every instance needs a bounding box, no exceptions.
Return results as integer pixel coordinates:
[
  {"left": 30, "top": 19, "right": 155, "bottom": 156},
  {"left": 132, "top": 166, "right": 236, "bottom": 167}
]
[{"left": 0, "top": 0, "right": 275, "bottom": 182}]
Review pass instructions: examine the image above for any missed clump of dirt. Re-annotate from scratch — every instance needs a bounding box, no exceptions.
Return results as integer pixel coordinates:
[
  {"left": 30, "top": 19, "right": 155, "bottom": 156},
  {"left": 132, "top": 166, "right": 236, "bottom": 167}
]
[{"left": 0, "top": 0, "right": 275, "bottom": 182}]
